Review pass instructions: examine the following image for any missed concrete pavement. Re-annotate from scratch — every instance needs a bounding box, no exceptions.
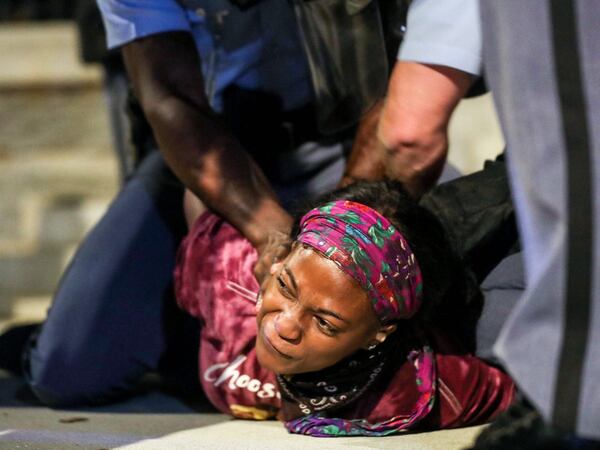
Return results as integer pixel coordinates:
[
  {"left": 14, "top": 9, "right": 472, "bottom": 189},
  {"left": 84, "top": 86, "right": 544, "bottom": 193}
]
[{"left": 0, "top": 369, "right": 483, "bottom": 450}]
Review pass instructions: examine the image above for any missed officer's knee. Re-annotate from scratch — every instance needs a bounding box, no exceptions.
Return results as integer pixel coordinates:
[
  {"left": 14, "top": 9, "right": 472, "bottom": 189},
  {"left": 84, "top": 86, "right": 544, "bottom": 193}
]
[{"left": 25, "top": 345, "right": 99, "bottom": 407}]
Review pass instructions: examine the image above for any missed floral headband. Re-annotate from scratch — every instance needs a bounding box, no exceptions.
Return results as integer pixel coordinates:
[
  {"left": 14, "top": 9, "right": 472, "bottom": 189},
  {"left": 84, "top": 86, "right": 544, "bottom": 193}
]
[{"left": 297, "top": 200, "right": 423, "bottom": 323}]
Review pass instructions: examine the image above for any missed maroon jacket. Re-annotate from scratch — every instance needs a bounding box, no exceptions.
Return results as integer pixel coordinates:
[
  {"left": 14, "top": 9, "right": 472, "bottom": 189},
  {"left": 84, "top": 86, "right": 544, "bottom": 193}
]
[{"left": 174, "top": 212, "right": 516, "bottom": 427}]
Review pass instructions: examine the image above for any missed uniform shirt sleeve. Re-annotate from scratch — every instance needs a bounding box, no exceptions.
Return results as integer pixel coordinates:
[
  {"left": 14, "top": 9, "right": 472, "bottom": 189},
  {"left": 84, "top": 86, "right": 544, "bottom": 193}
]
[
  {"left": 96, "top": 0, "right": 191, "bottom": 49},
  {"left": 397, "top": 0, "right": 483, "bottom": 76}
]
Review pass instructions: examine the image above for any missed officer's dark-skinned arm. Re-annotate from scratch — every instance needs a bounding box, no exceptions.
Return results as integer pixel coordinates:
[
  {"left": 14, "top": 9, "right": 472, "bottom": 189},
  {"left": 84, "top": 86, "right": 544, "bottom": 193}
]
[{"left": 122, "top": 32, "right": 292, "bottom": 282}]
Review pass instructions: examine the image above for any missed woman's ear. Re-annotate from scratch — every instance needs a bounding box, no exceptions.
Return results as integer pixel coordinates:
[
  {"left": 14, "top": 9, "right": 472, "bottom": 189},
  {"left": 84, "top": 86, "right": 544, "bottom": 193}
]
[
  {"left": 374, "top": 323, "right": 397, "bottom": 344},
  {"left": 364, "top": 323, "right": 397, "bottom": 350}
]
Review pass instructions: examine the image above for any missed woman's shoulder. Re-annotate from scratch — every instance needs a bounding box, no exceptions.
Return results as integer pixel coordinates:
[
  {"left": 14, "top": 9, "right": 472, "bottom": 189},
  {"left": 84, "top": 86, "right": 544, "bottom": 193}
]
[
  {"left": 429, "top": 352, "right": 516, "bottom": 429},
  {"left": 174, "top": 211, "right": 260, "bottom": 318},
  {"left": 341, "top": 347, "right": 515, "bottom": 431}
]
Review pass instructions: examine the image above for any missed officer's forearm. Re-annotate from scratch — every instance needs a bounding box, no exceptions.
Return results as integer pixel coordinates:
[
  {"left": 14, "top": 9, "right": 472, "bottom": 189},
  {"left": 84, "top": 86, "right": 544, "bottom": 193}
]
[
  {"left": 378, "top": 61, "right": 474, "bottom": 197},
  {"left": 122, "top": 31, "right": 292, "bottom": 248},
  {"left": 380, "top": 129, "right": 448, "bottom": 198},
  {"left": 147, "top": 95, "right": 292, "bottom": 248}
]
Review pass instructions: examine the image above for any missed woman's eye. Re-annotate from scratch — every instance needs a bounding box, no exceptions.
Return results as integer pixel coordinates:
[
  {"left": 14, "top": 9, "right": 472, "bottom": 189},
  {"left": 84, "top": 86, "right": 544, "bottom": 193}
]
[
  {"left": 315, "top": 317, "right": 337, "bottom": 336},
  {"left": 277, "top": 276, "right": 291, "bottom": 295}
]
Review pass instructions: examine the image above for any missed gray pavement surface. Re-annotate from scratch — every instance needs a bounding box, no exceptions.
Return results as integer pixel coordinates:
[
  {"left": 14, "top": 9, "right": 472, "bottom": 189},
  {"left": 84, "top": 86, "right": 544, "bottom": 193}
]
[
  {"left": 0, "top": 369, "right": 226, "bottom": 449},
  {"left": 0, "top": 370, "right": 484, "bottom": 450}
]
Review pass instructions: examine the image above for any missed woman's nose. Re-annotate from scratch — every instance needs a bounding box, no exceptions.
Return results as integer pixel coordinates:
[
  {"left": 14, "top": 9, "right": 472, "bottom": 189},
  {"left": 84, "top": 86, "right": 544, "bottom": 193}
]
[{"left": 275, "top": 310, "right": 302, "bottom": 343}]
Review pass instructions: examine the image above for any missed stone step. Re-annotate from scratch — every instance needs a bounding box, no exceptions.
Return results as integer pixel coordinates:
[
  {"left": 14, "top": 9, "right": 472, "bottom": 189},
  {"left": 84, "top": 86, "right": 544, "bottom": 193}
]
[
  {"left": 0, "top": 190, "right": 114, "bottom": 316},
  {"left": 0, "top": 21, "right": 102, "bottom": 90},
  {"left": 0, "top": 158, "right": 118, "bottom": 312},
  {"left": 0, "top": 151, "right": 117, "bottom": 250},
  {"left": 0, "top": 191, "right": 113, "bottom": 252},
  {"left": 0, "top": 22, "right": 118, "bottom": 319},
  {"left": 0, "top": 90, "right": 114, "bottom": 160},
  {"left": 8, "top": 295, "right": 51, "bottom": 324},
  {"left": 0, "top": 152, "right": 117, "bottom": 195},
  {"left": 0, "top": 248, "right": 70, "bottom": 298},
  {"left": 0, "top": 239, "right": 79, "bottom": 317},
  {"left": 0, "top": 189, "right": 115, "bottom": 317}
]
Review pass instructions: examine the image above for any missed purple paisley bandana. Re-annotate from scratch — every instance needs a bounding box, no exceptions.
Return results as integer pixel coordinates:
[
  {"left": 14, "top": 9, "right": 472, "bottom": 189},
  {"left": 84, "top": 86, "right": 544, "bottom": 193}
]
[
  {"left": 277, "top": 200, "right": 435, "bottom": 437},
  {"left": 297, "top": 200, "right": 423, "bottom": 323}
]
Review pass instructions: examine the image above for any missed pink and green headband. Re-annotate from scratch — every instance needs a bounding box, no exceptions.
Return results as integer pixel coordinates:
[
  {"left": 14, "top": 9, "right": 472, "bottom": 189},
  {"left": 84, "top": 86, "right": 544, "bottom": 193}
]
[{"left": 297, "top": 200, "right": 423, "bottom": 323}]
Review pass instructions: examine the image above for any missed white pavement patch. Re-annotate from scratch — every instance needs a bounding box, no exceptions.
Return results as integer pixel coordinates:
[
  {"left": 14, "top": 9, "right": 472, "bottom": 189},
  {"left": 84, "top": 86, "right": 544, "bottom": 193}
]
[{"left": 117, "top": 420, "right": 485, "bottom": 450}]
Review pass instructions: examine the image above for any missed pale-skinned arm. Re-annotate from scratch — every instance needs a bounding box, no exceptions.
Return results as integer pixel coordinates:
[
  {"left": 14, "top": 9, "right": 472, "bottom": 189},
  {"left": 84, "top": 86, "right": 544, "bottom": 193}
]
[{"left": 377, "top": 61, "right": 474, "bottom": 197}]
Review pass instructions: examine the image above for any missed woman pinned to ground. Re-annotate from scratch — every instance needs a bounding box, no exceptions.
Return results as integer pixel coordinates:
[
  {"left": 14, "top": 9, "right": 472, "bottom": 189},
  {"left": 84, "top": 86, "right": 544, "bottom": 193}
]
[{"left": 175, "top": 180, "right": 515, "bottom": 437}]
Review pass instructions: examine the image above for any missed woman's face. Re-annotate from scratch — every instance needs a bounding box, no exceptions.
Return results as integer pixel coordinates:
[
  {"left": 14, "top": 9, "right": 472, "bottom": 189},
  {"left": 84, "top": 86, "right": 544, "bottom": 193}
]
[{"left": 256, "top": 243, "right": 389, "bottom": 375}]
